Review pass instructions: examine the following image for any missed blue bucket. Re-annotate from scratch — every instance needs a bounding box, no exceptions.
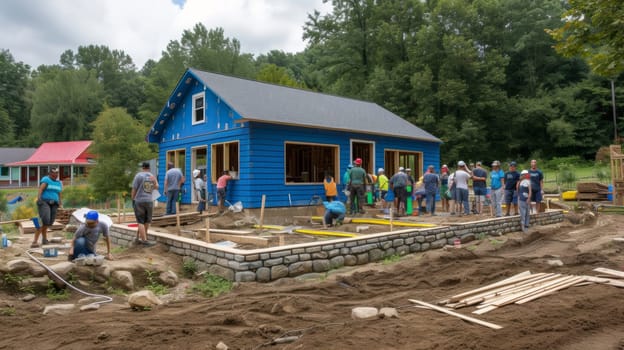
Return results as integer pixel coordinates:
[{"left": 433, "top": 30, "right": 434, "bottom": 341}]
[
  {"left": 32, "top": 217, "right": 40, "bottom": 229},
  {"left": 607, "top": 185, "right": 613, "bottom": 201}
]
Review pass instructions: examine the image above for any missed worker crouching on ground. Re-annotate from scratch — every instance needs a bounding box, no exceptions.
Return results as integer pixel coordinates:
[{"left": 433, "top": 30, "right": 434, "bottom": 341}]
[
  {"left": 322, "top": 201, "right": 346, "bottom": 228},
  {"left": 68, "top": 210, "right": 113, "bottom": 261}
]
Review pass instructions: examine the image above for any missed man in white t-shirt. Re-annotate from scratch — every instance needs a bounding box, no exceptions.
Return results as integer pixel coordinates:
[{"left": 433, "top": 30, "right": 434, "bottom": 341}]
[{"left": 454, "top": 161, "right": 472, "bottom": 216}]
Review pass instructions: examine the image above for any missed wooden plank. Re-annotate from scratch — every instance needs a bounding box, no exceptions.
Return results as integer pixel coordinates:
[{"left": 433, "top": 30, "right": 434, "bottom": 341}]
[
  {"left": 206, "top": 232, "right": 276, "bottom": 247},
  {"left": 197, "top": 228, "right": 254, "bottom": 235},
  {"left": 514, "top": 276, "right": 586, "bottom": 304},
  {"left": 474, "top": 275, "right": 572, "bottom": 310},
  {"left": 586, "top": 275, "right": 624, "bottom": 288},
  {"left": 19, "top": 220, "right": 64, "bottom": 234},
  {"left": 592, "top": 267, "right": 624, "bottom": 279},
  {"left": 408, "top": 299, "right": 503, "bottom": 330},
  {"left": 446, "top": 271, "right": 534, "bottom": 304},
  {"left": 468, "top": 274, "right": 561, "bottom": 307}
]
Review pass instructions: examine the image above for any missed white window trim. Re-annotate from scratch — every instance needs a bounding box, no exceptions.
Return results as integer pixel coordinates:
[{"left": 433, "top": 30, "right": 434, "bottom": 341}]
[{"left": 192, "top": 92, "right": 206, "bottom": 125}]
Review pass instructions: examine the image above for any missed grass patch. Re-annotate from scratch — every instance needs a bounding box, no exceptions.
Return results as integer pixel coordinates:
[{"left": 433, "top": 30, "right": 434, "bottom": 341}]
[
  {"left": 182, "top": 259, "right": 198, "bottom": 278},
  {"left": 191, "top": 273, "right": 233, "bottom": 297},
  {"left": 145, "top": 270, "right": 169, "bottom": 295},
  {"left": 383, "top": 254, "right": 402, "bottom": 264},
  {"left": 1, "top": 273, "right": 31, "bottom": 294},
  {"left": 0, "top": 307, "right": 16, "bottom": 316},
  {"left": 488, "top": 238, "right": 504, "bottom": 246},
  {"left": 111, "top": 246, "right": 127, "bottom": 254},
  {"left": 46, "top": 281, "right": 70, "bottom": 301}
]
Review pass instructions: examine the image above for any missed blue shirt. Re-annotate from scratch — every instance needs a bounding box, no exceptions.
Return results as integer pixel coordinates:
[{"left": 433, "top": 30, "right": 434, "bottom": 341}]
[
  {"left": 40, "top": 176, "right": 62, "bottom": 202},
  {"left": 529, "top": 169, "right": 543, "bottom": 191},
  {"left": 490, "top": 169, "right": 505, "bottom": 189},
  {"left": 423, "top": 173, "right": 439, "bottom": 194},
  {"left": 472, "top": 168, "right": 487, "bottom": 189},
  {"left": 504, "top": 171, "right": 520, "bottom": 191},
  {"left": 323, "top": 201, "right": 346, "bottom": 214}
]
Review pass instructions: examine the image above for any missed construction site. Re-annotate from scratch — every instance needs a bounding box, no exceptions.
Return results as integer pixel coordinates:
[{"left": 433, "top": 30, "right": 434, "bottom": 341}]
[
  {"left": 1, "top": 183, "right": 624, "bottom": 349},
  {"left": 0, "top": 147, "right": 622, "bottom": 349}
]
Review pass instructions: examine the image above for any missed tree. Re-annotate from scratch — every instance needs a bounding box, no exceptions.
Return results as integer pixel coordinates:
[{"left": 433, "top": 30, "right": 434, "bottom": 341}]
[
  {"left": 256, "top": 64, "right": 303, "bottom": 88},
  {"left": 139, "top": 24, "right": 256, "bottom": 125},
  {"left": 89, "top": 107, "right": 155, "bottom": 198},
  {"left": 547, "top": 0, "right": 624, "bottom": 78},
  {"left": 0, "top": 50, "right": 31, "bottom": 143},
  {"left": 30, "top": 69, "right": 104, "bottom": 141}
]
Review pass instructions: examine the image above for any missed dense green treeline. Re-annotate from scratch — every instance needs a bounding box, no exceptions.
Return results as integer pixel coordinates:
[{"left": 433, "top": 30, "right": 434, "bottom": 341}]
[{"left": 0, "top": 0, "right": 621, "bottom": 165}]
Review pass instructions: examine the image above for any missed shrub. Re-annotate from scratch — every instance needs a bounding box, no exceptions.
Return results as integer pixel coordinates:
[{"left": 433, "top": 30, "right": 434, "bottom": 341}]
[{"left": 191, "top": 274, "right": 233, "bottom": 297}]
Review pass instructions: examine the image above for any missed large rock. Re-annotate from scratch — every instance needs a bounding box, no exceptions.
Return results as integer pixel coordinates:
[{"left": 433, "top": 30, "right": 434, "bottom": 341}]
[
  {"left": 111, "top": 270, "right": 134, "bottom": 291},
  {"left": 158, "top": 270, "right": 179, "bottom": 287},
  {"left": 127, "top": 290, "right": 162, "bottom": 309},
  {"left": 351, "top": 307, "right": 379, "bottom": 319},
  {"left": 43, "top": 304, "right": 75, "bottom": 315},
  {"left": 49, "top": 262, "right": 75, "bottom": 278},
  {"left": 22, "top": 276, "right": 50, "bottom": 291},
  {"left": 6, "top": 259, "right": 33, "bottom": 274}
]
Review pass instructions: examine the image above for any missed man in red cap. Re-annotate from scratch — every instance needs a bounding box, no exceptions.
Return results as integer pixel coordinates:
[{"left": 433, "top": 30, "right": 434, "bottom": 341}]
[{"left": 348, "top": 158, "right": 368, "bottom": 215}]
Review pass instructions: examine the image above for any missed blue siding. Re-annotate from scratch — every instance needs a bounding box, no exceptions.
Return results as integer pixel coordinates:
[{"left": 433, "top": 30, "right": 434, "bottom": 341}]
[{"left": 154, "top": 75, "right": 440, "bottom": 209}]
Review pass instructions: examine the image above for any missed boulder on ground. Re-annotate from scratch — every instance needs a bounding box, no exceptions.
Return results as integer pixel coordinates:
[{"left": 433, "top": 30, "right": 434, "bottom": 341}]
[
  {"left": 111, "top": 270, "right": 134, "bottom": 291},
  {"left": 128, "top": 290, "right": 162, "bottom": 309},
  {"left": 351, "top": 306, "right": 378, "bottom": 319}
]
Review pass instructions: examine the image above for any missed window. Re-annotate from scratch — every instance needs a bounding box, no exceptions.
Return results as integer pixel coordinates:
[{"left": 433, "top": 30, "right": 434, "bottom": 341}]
[
  {"left": 166, "top": 149, "right": 186, "bottom": 177},
  {"left": 285, "top": 142, "right": 338, "bottom": 183},
  {"left": 192, "top": 92, "right": 205, "bottom": 124},
  {"left": 0, "top": 167, "right": 8, "bottom": 177},
  {"left": 212, "top": 141, "right": 239, "bottom": 182},
  {"left": 384, "top": 150, "right": 422, "bottom": 179}
]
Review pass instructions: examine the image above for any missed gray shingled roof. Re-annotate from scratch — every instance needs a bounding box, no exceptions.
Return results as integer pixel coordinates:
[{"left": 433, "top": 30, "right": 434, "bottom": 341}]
[
  {"left": 0, "top": 148, "right": 37, "bottom": 164},
  {"left": 189, "top": 68, "right": 440, "bottom": 142}
]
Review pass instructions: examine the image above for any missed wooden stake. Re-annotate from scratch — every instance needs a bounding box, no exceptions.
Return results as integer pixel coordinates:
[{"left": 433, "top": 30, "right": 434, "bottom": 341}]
[
  {"left": 259, "top": 194, "right": 266, "bottom": 231},
  {"left": 176, "top": 202, "right": 181, "bottom": 235},
  {"left": 408, "top": 299, "right": 502, "bottom": 330},
  {"left": 116, "top": 193, "right": 121, "bottom": 224},
  {"left": 204, "top": 217, "right": 211, "bottom": 242},
  {"left": 279, "top": 234, "right": 285, "bottom": 246},
  {"left": 389, "top": 207, "right": 393, "bottom": 232}
]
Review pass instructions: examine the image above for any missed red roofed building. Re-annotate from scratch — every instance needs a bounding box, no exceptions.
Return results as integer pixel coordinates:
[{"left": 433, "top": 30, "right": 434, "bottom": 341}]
[{"left": 6, "top": 141, "right": 95, "bottom": 187}]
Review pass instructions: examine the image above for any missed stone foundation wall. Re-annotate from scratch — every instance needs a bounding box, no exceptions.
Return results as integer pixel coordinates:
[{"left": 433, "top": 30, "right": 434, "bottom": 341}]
[{"left": 109, "top": 210, "right": 564, "bottom": 282}]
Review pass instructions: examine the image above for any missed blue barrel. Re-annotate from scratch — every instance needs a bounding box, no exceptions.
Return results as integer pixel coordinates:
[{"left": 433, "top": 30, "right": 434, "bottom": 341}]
[{"left": 607, "top": 184, "right": 613, "bottom": 201}]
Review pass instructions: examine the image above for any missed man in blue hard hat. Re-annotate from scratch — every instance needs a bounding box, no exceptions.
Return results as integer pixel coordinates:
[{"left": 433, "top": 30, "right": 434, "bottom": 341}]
[{"left": 68, "top": 210, "right": 113, "bottom": 261}]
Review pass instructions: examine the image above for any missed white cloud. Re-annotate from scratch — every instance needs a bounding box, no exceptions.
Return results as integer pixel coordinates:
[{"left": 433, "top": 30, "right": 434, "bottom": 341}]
[{"left": 0, "top": 0, "right": 332, "bottom": 69}]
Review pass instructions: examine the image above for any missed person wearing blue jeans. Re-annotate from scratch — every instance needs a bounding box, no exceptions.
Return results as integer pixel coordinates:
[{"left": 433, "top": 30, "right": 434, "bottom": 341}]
[
  {"left": 517, "top": 170, "right": 532, "bottom": 232},
  {"left": 322, "top": 201, "right": 346, "bottom": 227},
  {"left": 423, "top": 165, "right": 440, "bottom": 216},
  {"left": 68, "top": 211, "right": 113, "bottom": 261},
  {"left": 164, "top": 162, "right": 185, "bottom": 215}
]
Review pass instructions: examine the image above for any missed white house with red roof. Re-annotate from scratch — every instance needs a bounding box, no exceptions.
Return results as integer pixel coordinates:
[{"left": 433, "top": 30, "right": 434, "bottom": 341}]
[{"left": 6, "top": 141, "right": 95, "bottom": 187}]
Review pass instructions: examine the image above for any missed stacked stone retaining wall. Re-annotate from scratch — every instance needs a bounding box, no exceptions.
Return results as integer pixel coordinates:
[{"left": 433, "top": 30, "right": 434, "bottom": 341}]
[{"left": 109, "top": 210, "right": 563, "bottom": 282}]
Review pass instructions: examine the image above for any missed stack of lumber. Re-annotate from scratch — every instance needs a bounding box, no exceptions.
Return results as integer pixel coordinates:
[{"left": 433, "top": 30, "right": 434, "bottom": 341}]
[
  {"left": 438, "top": 270, "right": 624, "bottom": 315},
  {"left": 151, "top": 212, "right": 203, "bottom": 227},
  {"left": 55, "top": 208, "right": 76, "bottom": 224},
  {"left": 576, "top": 182, "right": 609, "bottom": 201},
  {"left": 18, "top": 220, "right": 64, "bottom": 234}
]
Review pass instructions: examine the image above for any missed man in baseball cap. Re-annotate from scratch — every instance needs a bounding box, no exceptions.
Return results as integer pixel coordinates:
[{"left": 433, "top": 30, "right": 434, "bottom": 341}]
[{"left": 68, "top": 210, "right": 113, "bottom": 262}]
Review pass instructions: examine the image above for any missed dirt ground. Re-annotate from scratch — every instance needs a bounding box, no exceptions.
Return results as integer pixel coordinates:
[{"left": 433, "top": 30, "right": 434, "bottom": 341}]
[{"left": 2, "top": 208, "right": 624, "bottom": 350}]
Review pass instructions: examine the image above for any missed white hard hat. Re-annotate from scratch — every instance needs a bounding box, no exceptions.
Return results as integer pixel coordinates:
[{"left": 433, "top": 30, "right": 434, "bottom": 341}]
[
  {"left": 377, "top": 168, "right": 384, "bottom": 173},
  {"left": 192, "top": 169, "right": 200, "bottom": 178}
]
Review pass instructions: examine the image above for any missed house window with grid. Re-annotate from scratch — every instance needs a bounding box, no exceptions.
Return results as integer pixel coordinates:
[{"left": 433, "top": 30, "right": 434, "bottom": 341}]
[{"left": 192, "top": 92, "right": 205, "bottom": 124}]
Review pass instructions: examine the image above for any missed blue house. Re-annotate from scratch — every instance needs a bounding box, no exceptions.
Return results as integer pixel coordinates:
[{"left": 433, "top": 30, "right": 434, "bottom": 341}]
[{"left": 148, "top": 68, "right": 441, "bottom": 209}]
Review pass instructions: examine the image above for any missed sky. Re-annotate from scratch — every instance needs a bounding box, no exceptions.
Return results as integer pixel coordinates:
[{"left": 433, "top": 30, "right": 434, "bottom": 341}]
[{"left": 0, "top": 0, "right": 333, "bottom": 69}]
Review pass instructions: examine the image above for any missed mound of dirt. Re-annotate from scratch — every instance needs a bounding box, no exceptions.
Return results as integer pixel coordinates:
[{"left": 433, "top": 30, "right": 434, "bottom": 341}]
[{"left": 2, "top": 209, "right": 624, "bottom": 349}]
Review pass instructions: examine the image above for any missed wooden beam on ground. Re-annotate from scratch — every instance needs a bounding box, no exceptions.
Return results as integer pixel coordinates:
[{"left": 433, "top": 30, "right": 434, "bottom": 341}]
[
  {"left": 445, "top": 271, "right": 533, "bottom": 304},
  {"left": 197, "top": 228, "right": 254, "bottom": 235},
  {"left": 408, "top": 299, "right": 502, "bottom": 330},
  {"left": 19, "top": 220, "right": 64, "bottom": 234},
  {"left": 593, "top": 267, "right": 624, "bottom": 279},
  {"left": 202, "top": 232, "right": 277, "bottom": 247}
]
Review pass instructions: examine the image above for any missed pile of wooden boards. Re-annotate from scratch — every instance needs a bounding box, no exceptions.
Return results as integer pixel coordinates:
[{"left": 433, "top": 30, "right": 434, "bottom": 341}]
[
  {"left": 151, "top": 212, "right": 205, "bottom": 227},
  {"left": 576, "top": 182, "right": 609, "bottom": 201},
  {"left": 438, "top": 269, "right": 624, "bottom": 315},
  {"left": 18, "top": 220, "right": 64, "bottom": 234},
  {"left": 55, "top": 208, "right": 76, "bottom": 224}
]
